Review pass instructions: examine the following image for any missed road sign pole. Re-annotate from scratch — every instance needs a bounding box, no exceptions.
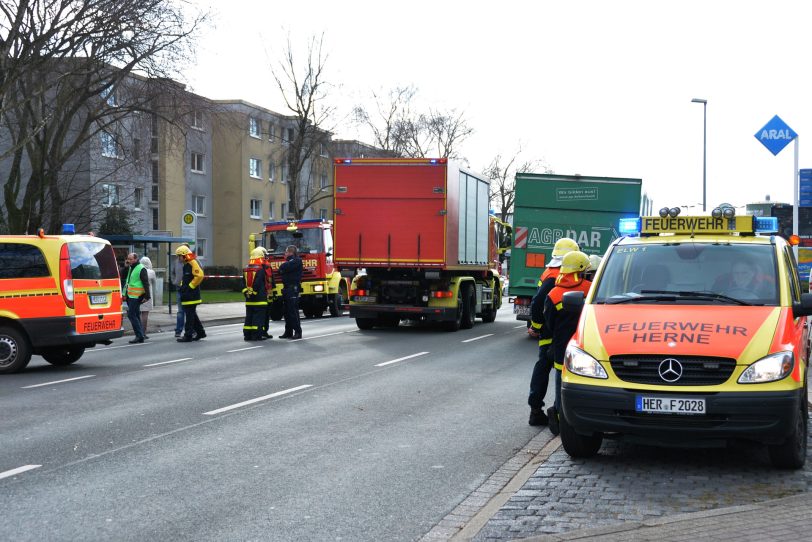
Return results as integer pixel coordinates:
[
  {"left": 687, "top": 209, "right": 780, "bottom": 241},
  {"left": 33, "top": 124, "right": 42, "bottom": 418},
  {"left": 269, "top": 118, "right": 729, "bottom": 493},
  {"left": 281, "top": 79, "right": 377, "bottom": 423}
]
[{"left": 794, "top": 137, "right": 800, "bottom": 259}]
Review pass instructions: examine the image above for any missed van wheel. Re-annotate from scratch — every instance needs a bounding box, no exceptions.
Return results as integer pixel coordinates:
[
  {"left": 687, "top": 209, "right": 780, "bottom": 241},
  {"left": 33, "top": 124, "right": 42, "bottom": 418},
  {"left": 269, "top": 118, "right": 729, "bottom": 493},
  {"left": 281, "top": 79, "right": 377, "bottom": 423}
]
[
  {"left": 0, "top": 326, "right": 32, "bottom": 374},
  {"left": 461, "top": 284, "right": 476, "bottom": 329},
  {"left": 560, "top": 411, "right": 603, "bottom": 458},
  {"left": 768, "top": 391, "right": 808, "bottom": 469},
  {"left": 41, "top": 346, "right": 86, "bottom": 366}
]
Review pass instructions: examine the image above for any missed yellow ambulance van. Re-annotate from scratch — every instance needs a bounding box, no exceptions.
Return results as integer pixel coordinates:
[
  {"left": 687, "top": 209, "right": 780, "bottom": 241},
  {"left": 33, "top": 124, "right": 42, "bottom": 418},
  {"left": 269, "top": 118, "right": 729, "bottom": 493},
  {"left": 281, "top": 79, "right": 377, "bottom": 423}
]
[{"left": 560, "top": 211, "right": 812, "bottom": 468}]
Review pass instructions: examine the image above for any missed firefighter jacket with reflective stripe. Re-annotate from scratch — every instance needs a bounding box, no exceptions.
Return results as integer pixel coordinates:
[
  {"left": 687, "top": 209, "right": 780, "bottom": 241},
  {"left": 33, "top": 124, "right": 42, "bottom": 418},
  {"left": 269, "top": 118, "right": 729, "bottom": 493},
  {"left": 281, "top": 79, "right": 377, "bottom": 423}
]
[
  {"left": 543, "top": 273, "right": 592, "bottom": 368},
  {"left": 242, "top": 262, "right": 269, "bottom": 306},
  {"left": 125, "top": 263, "right": 150, "bottom": 299},
  {"left": 179, "top": 256, "right": 204, "bottom": 305},
  {"left": 530, "top": 267, "right": 560, "bottom": 345}
]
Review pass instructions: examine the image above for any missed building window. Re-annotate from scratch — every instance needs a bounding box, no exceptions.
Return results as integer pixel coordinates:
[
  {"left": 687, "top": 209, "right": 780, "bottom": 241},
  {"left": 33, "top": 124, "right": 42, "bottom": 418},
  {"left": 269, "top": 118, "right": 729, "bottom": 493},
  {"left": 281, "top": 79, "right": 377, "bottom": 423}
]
[
  {"left": 320, "top": 208, "right": 327, "bottom": 219},
  {"left": 269, "top": 162, "right": 275, "bottom": 182},
  {"left": 191, "top": 152, "right": 205, "bottom": 173},
  {"left": 101, "top": 85, "right": 117, "bottom": 107},
  {"left": 152, "top": 208, "right": 159, "bottom": 230},
  {"left": 196, "top": 238, "right": 207, "bottom": 259},
  {"left": 249, "top": 117, "right": 260, "bottom": 138},
  {"left": 286, "top": 127, "right": 294, "bottom": 144},
  {"left": 191, "top": 110, "right": 203, "bottom": 130},
  {"left": 100, "top": 131, "right": 120, "bottom": 158},
  {"left": 268, "top": 122, "right": 275, "bottom": 141},
  {"left": 281, "top": 164, "right": 289, "bottom": 183},
  {"left": 102, "top": 183, "right": 120, "bottom": 207},
  {"left": 250, "top": 199, "right": 262, "bottom": 219},
  {"left": 249, "top": 158, "right": 262, "bottom": 179},
  {"left": 133, "top": 138, "right": 141, "bottom": 160},
  {"left": 151, "top": 183, "right": 159, "bottom": 203},
  {"left": 193, "top": 194, "right": 206, "bottom": 216},
  {"left": 320, "top": 173, "right": 328, "bottom": 189},
  {"left": 281, "top": 202, "right": 287, "bottom": 219},
  {"left": 134, "top": 187, "right": 143, "bottom": 210},
  {"left": 319, "top": 143, "right": 328, "bottom": 157},
  {"left": 269, "top": 201, "right": 275, "bottom": 220}
]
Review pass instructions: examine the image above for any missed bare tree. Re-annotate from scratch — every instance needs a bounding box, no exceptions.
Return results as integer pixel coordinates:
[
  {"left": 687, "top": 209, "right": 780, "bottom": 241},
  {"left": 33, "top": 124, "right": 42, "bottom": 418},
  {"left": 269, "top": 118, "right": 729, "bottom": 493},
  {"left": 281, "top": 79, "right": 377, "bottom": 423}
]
[
  {"left": 0, "top": 0, "right": 206, "bottom": 234},
  {"left": 353, "top": 86, "right": 473, "bottom": 161},
  {"left": 271, "top": 33, "right": 334, "bottom": 220},
  {"left": 483, "top": 147, "right": 548, "bottom": 222}
]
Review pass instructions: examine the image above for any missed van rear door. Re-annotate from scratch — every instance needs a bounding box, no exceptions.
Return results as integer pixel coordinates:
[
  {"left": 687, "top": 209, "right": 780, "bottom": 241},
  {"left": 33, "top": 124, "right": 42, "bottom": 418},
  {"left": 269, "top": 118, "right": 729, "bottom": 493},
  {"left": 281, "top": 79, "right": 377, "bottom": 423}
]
[{"left": 66, "top": 240, "right": 123, "bottom": 335}]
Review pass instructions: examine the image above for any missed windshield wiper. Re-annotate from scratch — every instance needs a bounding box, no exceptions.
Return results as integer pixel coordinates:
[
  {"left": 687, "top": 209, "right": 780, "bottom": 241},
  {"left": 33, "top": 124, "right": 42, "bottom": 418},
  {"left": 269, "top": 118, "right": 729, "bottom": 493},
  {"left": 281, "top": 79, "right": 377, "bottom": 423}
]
[{"left": 603, "top": 290, "right": 752, "bottom": 306}]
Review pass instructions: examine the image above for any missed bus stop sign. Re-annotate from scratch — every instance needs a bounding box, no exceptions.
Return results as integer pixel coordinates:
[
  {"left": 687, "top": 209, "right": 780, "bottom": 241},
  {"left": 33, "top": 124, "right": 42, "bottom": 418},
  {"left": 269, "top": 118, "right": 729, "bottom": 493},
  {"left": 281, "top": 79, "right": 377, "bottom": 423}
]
[{"left": 755, "top": 115, "right": 797, "bottom": 156}]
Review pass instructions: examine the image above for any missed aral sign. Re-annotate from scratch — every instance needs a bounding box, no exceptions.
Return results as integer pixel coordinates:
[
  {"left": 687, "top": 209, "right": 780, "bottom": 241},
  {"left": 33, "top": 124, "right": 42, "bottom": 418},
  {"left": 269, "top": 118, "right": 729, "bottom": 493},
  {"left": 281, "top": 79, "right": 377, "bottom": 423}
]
[{"left": 755, "top": 115, "right": 797, "bottom": 156}]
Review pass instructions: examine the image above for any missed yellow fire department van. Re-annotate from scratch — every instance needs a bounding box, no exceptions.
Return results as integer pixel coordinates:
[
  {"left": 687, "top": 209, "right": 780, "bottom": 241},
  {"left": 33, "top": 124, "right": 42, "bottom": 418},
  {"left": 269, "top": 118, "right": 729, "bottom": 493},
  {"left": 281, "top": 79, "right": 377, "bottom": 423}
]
[
  {"left": 0, "top": 227, "right": 123, "bottom": 373},
  {"left": 560, "top": 210, "right": 812, "bottom": 468}
]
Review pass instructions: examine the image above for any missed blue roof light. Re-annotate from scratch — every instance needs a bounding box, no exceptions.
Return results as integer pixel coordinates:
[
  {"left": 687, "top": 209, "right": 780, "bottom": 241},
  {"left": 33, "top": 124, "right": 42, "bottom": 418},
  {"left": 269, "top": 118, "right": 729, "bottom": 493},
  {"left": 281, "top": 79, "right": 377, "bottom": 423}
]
[
  {"left": 618, "top": 218, "right": 641, "bottom": 236},
  {"left": 62, "top": 223, "right": 75, "bottom": 235},
  {"left": 754, "top": 216, "right": 779, "bottom": 234}
]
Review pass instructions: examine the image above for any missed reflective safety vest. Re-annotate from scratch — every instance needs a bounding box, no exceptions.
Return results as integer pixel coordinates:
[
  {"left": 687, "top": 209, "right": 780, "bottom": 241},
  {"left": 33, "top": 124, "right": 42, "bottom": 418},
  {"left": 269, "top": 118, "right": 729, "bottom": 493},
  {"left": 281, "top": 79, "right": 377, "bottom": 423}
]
[
  {"left": 544, "top": 273, "right": 592, "bottom": 369},
  {"left": 126, "top": 263, "right": 145, "bottom": 299}
]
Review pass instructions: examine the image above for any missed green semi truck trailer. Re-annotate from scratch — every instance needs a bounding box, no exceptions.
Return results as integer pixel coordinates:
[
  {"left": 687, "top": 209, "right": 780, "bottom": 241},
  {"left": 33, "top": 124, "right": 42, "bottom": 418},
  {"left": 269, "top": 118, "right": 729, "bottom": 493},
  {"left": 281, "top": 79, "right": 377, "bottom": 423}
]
[{"left": 509, "top": 173, "right": 642, "bottom": 323}]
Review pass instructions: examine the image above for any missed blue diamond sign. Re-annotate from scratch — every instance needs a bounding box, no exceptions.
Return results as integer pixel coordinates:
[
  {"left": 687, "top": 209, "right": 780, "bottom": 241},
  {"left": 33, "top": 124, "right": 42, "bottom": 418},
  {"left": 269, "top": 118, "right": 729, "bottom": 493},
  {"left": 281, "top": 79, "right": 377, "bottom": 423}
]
[{"left": 755, "top": 115, "right": 797, "bottom": 156}]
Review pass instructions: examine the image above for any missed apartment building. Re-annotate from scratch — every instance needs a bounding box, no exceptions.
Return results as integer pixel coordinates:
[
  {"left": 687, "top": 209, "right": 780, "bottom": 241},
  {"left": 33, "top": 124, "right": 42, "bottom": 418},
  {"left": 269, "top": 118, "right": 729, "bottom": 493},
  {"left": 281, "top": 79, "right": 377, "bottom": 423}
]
[{"left": 211, "top": 100, "right": 334, "bottom": 268}]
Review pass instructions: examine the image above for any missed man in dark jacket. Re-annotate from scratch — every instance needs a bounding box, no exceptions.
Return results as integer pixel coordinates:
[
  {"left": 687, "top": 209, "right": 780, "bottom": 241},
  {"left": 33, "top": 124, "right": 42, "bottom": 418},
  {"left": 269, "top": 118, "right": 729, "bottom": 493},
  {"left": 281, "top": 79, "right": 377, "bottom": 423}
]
[
  {"left": 124, "top": 252, "right": 151, "bottom": 344},
  {"left": 278, "top": 245, "right": 303, "bottom": 339}
]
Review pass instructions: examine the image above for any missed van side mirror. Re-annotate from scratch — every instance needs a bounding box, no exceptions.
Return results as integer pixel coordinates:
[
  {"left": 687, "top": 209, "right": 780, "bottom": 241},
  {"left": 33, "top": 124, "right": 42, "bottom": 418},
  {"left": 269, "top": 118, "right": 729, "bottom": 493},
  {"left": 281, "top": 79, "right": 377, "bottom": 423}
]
[
  {"left": 562, "top": 291, "right": 585, "bottom": 314},
  {"left": 792, "top": 293, "right": 812, "bottom": 317}
]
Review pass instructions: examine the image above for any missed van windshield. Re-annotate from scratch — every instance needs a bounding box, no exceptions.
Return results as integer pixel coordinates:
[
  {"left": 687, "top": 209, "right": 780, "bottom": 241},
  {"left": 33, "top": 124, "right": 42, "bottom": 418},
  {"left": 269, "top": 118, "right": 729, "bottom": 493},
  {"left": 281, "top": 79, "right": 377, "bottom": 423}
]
[
  {"left": 593, "top": 243, "right": 779, "bottom": 306},
  {"left": 68, "top": 242, "right": 119, "bottom": 280}
]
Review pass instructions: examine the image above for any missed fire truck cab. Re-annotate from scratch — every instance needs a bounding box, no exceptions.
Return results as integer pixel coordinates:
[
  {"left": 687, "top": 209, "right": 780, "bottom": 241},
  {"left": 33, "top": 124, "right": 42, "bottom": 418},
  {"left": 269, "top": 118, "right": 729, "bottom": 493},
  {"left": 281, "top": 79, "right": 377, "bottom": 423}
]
[{"left": 251, "top": 219, "right": 348, "bottom": 320}]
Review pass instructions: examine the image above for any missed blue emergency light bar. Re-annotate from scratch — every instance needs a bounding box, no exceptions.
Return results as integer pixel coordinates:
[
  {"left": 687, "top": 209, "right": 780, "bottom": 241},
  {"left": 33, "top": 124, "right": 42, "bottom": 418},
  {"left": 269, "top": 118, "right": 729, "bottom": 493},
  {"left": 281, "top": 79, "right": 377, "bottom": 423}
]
[
  {"left": 753, "top": 216, "right": 780, "bottom": 233},
  {"left": 62, "top": 223, "right": 75, "bottom": 234},
  {"left": 618, "top": 218, "right": 641, "bottom": 235}
]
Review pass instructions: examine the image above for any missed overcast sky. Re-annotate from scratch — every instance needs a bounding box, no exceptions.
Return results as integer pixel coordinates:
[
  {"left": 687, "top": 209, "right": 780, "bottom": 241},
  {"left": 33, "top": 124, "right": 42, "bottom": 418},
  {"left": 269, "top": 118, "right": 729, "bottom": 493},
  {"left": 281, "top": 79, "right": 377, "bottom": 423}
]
[{"left": 185, "top": 0, "right": 811, "bottom": 213}]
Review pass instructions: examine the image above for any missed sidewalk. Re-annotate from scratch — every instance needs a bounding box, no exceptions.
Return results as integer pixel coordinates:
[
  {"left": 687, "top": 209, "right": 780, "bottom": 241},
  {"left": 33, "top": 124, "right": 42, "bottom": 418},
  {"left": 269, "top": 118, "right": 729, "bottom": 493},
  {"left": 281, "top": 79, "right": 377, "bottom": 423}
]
[{"left": 122, "top": 301, "right": 246, "bottom": 336}]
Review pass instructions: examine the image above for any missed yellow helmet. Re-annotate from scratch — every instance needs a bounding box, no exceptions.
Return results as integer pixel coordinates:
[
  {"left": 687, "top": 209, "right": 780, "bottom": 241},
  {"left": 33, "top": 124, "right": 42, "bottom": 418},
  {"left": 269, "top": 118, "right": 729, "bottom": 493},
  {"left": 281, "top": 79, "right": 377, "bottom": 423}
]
[
  {"left": 250, "top": 247, "right": 267, "bottom": 259},
  {"left": 588, "top": 254, "right": 602, "bottom": 271},
  {"left": 560, "top": 251, "right": 591, "bottom": 274},
  {"left": 548, "top": 237, "right": 579, "bottom": 267},
  {"left": 175, "top": 245, "right": 191, "bottom": 256}
]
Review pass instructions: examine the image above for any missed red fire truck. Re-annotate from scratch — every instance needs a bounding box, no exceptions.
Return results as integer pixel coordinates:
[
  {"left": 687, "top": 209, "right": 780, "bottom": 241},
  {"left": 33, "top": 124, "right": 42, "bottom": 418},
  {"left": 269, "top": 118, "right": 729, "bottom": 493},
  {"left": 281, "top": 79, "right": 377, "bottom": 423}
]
[{"left": 249, "top": 219, "right": 348, "bottom": 320}]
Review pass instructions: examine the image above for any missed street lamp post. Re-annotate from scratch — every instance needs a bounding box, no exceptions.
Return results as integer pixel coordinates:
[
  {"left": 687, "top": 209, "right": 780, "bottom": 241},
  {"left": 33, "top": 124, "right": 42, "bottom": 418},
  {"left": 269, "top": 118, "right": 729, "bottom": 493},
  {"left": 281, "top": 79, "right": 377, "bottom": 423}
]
[{"left": 691, "top": 98, "right": 707, "bottom": 212}]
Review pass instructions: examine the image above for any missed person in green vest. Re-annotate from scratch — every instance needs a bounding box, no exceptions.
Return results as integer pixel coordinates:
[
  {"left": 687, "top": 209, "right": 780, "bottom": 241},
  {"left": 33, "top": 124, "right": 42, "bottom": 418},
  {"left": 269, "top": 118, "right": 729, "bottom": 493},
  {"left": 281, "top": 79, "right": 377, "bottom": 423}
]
[{"left": 124, "top": 252, "right": 151, "bottom": 344}]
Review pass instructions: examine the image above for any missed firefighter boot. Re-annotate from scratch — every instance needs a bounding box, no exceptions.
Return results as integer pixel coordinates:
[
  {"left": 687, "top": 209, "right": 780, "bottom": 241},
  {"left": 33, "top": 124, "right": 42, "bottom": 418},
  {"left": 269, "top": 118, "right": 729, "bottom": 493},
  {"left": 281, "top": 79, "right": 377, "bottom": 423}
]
[{"left": 547, "top": 407, "right": 560, "bottom": 436}]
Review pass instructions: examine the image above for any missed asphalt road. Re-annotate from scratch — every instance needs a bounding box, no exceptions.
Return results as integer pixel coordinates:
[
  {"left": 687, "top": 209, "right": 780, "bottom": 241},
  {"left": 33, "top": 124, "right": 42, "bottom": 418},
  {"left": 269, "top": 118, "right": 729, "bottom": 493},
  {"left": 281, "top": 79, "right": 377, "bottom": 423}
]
[{"left": 0, "top": 305, "right": 545, "bottom": 541}]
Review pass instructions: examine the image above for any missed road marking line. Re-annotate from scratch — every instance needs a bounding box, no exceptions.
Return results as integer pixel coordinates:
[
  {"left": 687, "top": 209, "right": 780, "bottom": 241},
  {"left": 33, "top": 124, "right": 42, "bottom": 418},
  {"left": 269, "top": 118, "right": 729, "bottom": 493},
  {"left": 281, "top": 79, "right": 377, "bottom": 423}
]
[
  {"left": 293, "top": 330, "right": 350, "bottom": 341},
  {"left": 22, "top": 375, "right": 96, "bottom": 389},
  {"left": 226, "top": 346, "right": 264, "bottom": 353},
  {"left": 375, "top": 352, "right": 429, "bottom": 367},
  {"left": 513, "top": 324, "right": 527, "bottom": 329},
  {"left": 144, "top": 357, "right": 193, "bottom": 367},
  {"left": 462, "top": 334, "right": 494, "bottom": 343},
  {"left": 84, "top": 342, "right": 149, "bottom": 353},
  {"left": 203, "top": 385, "right": 313, "bottom": 416},
  {"left": 0, "top": 465, "right": 41, "bottom": 480}
]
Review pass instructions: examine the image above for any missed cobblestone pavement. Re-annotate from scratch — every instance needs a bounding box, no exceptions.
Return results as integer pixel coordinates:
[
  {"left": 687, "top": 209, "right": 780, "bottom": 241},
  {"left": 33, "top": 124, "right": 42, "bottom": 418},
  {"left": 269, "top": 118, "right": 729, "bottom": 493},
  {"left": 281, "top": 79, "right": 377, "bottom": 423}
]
[{"left": 472, "top": 420, "right": 812, "bottom": 541}]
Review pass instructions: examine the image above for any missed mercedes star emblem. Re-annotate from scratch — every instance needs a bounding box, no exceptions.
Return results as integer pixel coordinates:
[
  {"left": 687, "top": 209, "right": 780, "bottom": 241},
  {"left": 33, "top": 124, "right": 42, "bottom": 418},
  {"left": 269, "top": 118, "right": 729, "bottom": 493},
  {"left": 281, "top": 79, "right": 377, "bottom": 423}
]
[{"left": 658, "top": 358, "right": 683, "bottom": 383}]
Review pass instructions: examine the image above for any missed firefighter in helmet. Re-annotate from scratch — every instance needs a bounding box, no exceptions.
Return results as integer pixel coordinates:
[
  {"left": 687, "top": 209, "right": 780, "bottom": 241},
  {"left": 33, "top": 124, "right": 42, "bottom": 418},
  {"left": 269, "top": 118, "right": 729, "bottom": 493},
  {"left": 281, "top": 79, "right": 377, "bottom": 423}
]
[
  {"left": 242, "top": 247, "right": 272, "bottom": 341},
  {"left": 175, "top": 245, "right": 206, "bottom": 342},
  {"left": 543, "top": 250, "right": 592, "bottom": 435},
  {"left": 527, "top": 237, "right": 579, "bottom": 426}
]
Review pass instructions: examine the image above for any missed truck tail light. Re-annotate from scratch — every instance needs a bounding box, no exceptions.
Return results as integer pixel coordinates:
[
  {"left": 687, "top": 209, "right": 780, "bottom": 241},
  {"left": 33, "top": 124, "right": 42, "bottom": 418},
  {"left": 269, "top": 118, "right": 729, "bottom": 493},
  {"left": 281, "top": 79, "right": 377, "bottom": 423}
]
[
  {"left": 431, "top": 291, "right": 454, "bottom": 298},
  {"left": 351, "top": 289, "right": 367, "bottom": 297},
  {"left": 59, "top": 244, "right": 74, "bottom": 309},
  {"left": 514, "top": 297, "right": 531, "bottom": 306}
]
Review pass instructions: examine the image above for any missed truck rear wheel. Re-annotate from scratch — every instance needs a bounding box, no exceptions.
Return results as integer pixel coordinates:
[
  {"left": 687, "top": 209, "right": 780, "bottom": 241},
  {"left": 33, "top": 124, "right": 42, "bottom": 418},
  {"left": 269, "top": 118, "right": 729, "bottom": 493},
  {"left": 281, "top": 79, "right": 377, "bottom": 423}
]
[
  {"left": 0, "top": 326, "right": 32, "bottom": 374},
  {"left": 356, "top": 317, "right": 376, "bottom": 330},
  {"left": 560, "top": 412, "right": 603, "bottom": 458},
  {"left": 461, "top": 284, "right": 475, "bottom": 329},
  {"left": 329, "top": 292, "right": 342, "bottom": 317},
  {"left": 269, "top": 300, "right": 284, "bottom": 321},
  {"left": 41, "top": 346, "right": 85, "bottom": 366},
  {"left": 443, "top": 289, "right": 464, "bottom": 331},
  {"left": 768, "top": 391, "right": 808, "bottom": 469}
]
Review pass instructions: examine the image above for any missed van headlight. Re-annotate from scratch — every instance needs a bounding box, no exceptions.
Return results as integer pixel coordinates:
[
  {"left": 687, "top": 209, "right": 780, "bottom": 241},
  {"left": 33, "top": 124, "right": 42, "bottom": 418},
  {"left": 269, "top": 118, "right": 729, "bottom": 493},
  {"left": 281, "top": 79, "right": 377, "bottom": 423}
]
[
  {"left": 564, "top": 346, "right": 608, "bottom": 379},
  {"left": 737, "top": 351, "right": 794, "bottom": 384}
]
